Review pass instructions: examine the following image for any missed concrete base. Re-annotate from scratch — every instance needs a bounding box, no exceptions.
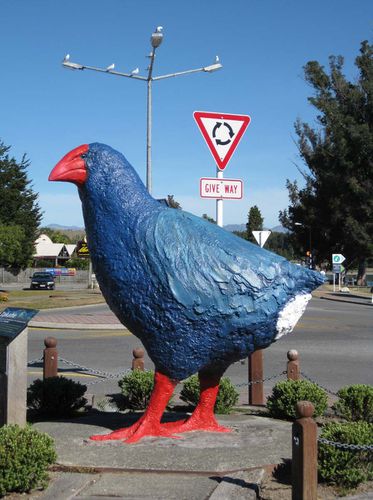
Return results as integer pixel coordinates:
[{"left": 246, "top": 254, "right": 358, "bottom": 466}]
[{"left": 34, "top": 412, "right": 292, "bottom": 473}]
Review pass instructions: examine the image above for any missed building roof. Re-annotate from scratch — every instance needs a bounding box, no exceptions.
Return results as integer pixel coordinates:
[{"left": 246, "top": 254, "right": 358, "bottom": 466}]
[{"left": 33, "top": 234, "right": 76, "bottom": 258}]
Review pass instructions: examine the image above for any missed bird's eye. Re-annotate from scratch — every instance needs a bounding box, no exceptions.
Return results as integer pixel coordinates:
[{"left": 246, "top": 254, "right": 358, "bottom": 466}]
[{"left": 81, "top": 153, "right": 87, "bottom": 159}]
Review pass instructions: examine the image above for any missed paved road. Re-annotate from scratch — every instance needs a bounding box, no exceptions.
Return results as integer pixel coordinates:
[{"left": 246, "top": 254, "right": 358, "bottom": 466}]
[{"left": 28, "top": 297, "right": 372, "bottom": 404}]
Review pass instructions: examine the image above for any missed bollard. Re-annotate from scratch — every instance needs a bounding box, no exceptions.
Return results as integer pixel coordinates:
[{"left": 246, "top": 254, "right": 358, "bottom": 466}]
[
  {"left": 248, "top": 349, "right": 264, "bottom": 405},
  {"left": 43, "top": 337, "right": 58, "bottom": 379},
  {"left": 132, "top": 348, "right": 145, "bottom": 371},
  {"left": 287, "top": 349, "right": 300, "bottom": 381},
  {"left": 292, "top": 401, "right": 318, "bottom": 500}
]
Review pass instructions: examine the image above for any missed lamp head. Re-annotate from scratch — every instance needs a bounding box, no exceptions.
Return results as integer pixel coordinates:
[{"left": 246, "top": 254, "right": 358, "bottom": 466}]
[
  {"left": 203, "top": 62, "right": 222, "bottom": 73},
  {"left": 151, "top": 27, "right": 163, "bottom": 48}
]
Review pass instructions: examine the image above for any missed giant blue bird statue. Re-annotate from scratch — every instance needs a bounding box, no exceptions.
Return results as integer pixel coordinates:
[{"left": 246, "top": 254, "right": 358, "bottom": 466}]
[{"left": 49, "top": 143, "right": 324, "bottom": 443}]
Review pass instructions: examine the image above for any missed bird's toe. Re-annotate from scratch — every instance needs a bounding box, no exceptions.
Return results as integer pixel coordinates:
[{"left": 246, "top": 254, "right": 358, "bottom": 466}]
[{"left": 89, "top": 426, "right": 134, "bottom": 441}]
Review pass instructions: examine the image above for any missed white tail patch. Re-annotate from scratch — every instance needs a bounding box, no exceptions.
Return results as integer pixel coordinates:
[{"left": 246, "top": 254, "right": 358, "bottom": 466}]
[{"left": 275, "top": 293, "right": 312, "bottom": 340}]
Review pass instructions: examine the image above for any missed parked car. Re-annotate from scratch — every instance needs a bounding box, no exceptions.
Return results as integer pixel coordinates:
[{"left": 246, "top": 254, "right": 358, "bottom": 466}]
[{"left": 30, "top": 272, "right": 55, "bottom": 290}]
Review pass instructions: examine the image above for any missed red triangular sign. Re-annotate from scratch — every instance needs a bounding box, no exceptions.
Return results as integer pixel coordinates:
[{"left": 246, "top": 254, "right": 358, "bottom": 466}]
[{"left": 194, "top": 111, "right": 251, "bottom": 170}]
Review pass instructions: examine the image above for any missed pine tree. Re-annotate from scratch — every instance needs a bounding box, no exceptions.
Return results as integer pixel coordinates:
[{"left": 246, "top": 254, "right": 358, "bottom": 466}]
[
  {"left": 246, "top": 205, "right": 264, "bottom": 243},
  {"left": 0, "top": 141, "right": 42, "bottom": 270},
  {"left": 280, "top": 41, "right": 373, "bottom": 284}
]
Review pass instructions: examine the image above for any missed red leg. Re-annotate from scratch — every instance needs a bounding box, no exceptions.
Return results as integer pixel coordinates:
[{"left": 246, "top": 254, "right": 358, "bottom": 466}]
[
  {"left": 165, "top": 372, "right": 231, "bottom": 434},
  {"left": 90, "top": 371, "right": 178, "bottom": 443}
]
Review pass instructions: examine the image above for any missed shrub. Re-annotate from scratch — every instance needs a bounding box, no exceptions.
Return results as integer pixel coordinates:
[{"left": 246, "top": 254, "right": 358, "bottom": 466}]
[
  {"left": 180, "top": 375, "right": 239, "bottom": 414},
  {"left": 333, "top": 384, "right": 373, "bottom": 423},
  {"left": 266, "top": 379, "right": 327, "bottom": 420},
  {"left": 0, "top": 424, "right": 56, "bottom": 496},
  {"left": 118, "top": 370, "right": 154, "bottom": 410},
  {"left": 27, "top": 376, "right": 87, "bottom": 417},
  {"left": 318, "top": 421, "right": 373, "bottom": 488}
]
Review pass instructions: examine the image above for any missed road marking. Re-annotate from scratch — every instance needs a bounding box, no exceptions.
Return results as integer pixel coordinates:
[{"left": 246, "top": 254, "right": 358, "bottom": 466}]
[
  {"left": 28, "top": 370, "right": 102, "bottom": 379},
  {"left": 29, "top": 329, "right": 132, "bottom": 339}
]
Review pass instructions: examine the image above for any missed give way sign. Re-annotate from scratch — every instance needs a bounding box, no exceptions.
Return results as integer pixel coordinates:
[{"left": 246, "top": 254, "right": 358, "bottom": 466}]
[{"left": 194, "top": 111, "right": 251, "bottom": 170}]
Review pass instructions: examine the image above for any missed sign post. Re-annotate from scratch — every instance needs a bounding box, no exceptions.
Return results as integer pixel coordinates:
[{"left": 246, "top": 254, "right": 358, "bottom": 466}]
[
  {"left": 194, "top": 111, "right": 251, "bottom": 227},
  {"left": 0, "top": 308, "right": 38, "bottom": 427},
  {"left": 216, "top": 169, "right": 224, "bottom": 227},
  {"left": 332, "top": 254, "right": 346, "bottom": 292}
]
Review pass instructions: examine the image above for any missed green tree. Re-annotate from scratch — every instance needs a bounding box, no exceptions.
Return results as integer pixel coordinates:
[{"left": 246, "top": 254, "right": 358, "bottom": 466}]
[
  {"left": 202, "top": 213, "right": 216, "bottom": 224},
  {"left": 233, "top": 230, "right": 247, "bottom": 240},
  {"left": 0, "top": 141, "right": 42, "bottom": 271},
  {"left": 280, "top": 41, "right": 373, "bottom": 283},
  {"left": 246, "top": 205, "right": 264, "bottom": 243},
  {"left": 266, "top": 231, "right": 296, "bottom": 260},
  {"left": 0, "top": 225, "right": 25, "bottom": 268},
  {"left": 38, "top": 227, "right": 72, "bottom": 244}
]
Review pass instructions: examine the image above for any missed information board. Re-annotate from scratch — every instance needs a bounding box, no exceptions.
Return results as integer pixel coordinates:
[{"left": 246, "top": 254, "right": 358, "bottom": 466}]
[{"left": 0, "top": 308, "right": 38, "bottom": 342}]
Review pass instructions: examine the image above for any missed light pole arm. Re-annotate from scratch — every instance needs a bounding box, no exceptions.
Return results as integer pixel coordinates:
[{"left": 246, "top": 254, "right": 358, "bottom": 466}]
[
  {"left": 153, "top": 64, "right": 222, "bottom": 81},
  {"left": 62, "top": 62, "right": 147, "bottom": 81}
]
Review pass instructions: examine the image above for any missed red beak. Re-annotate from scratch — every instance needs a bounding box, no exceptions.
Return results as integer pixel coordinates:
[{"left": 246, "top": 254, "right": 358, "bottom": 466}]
[{"left": 49, "top": 144, "right": 89, "bottom": 186}]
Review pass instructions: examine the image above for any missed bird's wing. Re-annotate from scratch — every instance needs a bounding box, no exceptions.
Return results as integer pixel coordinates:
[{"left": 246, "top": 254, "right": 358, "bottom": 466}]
[{"left": 137, "top": 209, "right": 295, "bottom": 319}]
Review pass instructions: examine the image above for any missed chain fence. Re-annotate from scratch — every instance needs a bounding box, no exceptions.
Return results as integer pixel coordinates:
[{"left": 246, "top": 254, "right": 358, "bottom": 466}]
[
  {"left": 27, "top": 356, "right": 131, "bottom": 387},
  {"left": 300, "top": 371, "right": 339, "bottom": 396},
  {"left": 57, "top": 357, "right": 131, "bottom": 385},
  {"left": 318, "top": 437, "right": 373, "bottom": 451},
  {"left": 235, "top": 370, "right": 287, "bottom": 387},
  {"left": 27, "top": 354, "right": 373, "bottom": 451},
  {"left": 27, "top": 357, "right": 43, "bottom": 366}
]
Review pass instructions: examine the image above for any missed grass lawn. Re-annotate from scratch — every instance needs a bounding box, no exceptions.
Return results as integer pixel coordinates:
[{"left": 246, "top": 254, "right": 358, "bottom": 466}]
[{"left": 0, "top": 288, "right": 105, "bottom": 311}]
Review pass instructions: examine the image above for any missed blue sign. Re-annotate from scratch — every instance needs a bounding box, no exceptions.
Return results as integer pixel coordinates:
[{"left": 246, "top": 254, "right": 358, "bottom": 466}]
[{"left": 0, "top": 308, "right": 38, "bottom": 342}]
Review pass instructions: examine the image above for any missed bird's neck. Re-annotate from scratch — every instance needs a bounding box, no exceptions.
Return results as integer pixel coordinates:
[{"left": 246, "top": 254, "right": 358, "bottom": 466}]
[{"left": 79, "top": 174, "right": 161, "bottom": 252}]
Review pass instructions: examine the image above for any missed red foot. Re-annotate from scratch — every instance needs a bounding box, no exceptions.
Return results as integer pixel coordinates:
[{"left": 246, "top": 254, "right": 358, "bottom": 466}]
[
  {"left": 90, "top": 419, "right": 180, "bottom": 443},
  {"left": 90, "top": 372, "right": 179, "bottom": 444},
  {"left": 162, "top": 415, "right": 231, "bottom": 434},
  {"left": 90, "top": 426, "right": 134, "bottom": 441}
]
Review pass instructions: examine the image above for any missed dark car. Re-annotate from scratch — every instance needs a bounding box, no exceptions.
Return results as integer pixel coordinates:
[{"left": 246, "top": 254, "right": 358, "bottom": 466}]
[{"left": 30, "top": 272, "right": 55, "bottom": 290}]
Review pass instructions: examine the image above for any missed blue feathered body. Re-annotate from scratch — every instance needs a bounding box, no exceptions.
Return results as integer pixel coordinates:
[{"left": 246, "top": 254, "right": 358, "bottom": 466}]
[{"left": 79, "top": 143, "right": 324, "bottom": 380}]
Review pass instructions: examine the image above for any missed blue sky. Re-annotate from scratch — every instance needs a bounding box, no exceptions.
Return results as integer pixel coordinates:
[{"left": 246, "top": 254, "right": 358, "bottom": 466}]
[{"left": 1, "top": 0, "right": 372, "bottom": 228}]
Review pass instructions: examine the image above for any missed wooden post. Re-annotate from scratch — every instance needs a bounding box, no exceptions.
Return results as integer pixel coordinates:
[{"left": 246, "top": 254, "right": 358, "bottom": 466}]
[
  {"left": 287, "top": 349, "right": 300, "bottom": 381},
  {"left": 132, "top": 348, "right": 145, "bottom": 371},
  {"left": 292, "top": 401, "right": 318, "bottom": 500},
  {"left": 248, "top": 349, "right": 264, "bottom": 405},
  {"left": 43, "top": 337, "right": 58, "bottom": 379}
]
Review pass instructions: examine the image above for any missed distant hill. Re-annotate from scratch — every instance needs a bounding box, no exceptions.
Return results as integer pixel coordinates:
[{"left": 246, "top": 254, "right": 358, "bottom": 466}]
[
  {"left": 46, "top": 223, "right": 84, "bottom": 231},
  {"left": 271, "top": 225, "right": 290, "bottom": 234},
  {"left": 224, "top": 223, "right": 246, "bottom": 233},
  {"left": 224, "top": 224, "right": 289, "bottom": 233}
]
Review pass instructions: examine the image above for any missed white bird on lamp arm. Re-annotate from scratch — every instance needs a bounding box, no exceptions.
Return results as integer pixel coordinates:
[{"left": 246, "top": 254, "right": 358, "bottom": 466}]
[{"left": 106, "top": 63, "right": 115, "bottom": 72}]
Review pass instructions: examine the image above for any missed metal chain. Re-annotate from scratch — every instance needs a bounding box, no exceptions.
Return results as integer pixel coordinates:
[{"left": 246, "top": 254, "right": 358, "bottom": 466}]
[
  {"left": 235, "top": 370, "right": 287, "bottom": 388},
  {"left": 57, "top": 356, "right": 130, "bottom": 380},
  {"left": 300, "top": 371, "right": 339, "bottom": 396},
  {"left": 27, "top": 357, "right": 43, "bottom": 366},
  {"left": 84, "top": 368, "right": 132, "bottom": 386},
  {"left": 318, "top": 437, "right": 373, "bottom": 451}
]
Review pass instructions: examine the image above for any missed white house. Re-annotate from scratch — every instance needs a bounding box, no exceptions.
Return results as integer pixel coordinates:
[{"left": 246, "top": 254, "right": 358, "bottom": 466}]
[{"left": 33, "top": 234, "right": 76, "bottom": 266}]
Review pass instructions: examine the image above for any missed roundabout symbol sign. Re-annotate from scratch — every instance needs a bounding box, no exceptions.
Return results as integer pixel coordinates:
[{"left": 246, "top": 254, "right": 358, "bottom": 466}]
[
  {"left": 193, "top": 111, "right": 251, "bottom": 170},
  {"left": 212, "top": 121, "right": 234, "bottom": 146}
]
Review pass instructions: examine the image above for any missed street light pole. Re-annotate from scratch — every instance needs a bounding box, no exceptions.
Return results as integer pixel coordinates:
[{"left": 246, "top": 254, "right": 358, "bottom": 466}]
[
  {"left": 62, "top": 27, "right": 222, "bottom": 194},
  {"left": 146, "top": 76, "right": 152, "bottom": 193}
]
